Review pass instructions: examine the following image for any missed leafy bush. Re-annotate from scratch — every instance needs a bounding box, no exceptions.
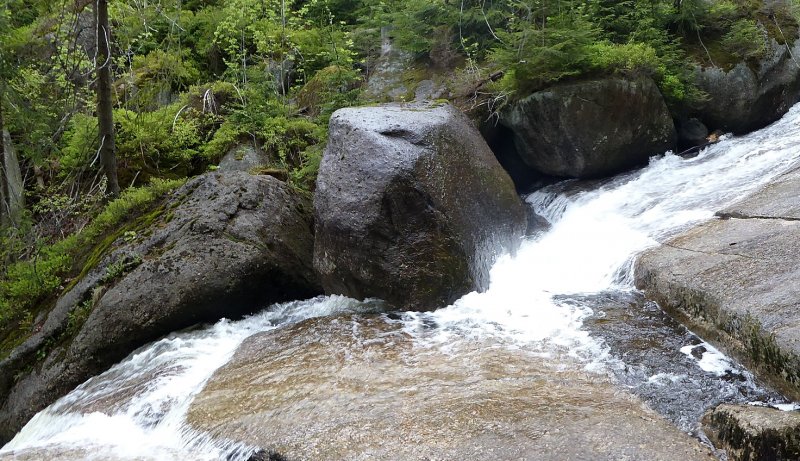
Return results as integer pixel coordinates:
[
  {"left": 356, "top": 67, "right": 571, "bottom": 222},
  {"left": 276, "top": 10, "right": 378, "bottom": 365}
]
[
  {"left": 296, "top": 65, "right": 362, "bottom": 119},
  {"left": 722, "top": 19, "right": 768, "bottom": 60},
  {"left": 588, "top": 42, "right": 661, "bottom": 74},
  {"left": 114, "top": 105, "right": 204, "bottom": 175},
  {"left": 0, "top": 179, "right": 184, "bottom": 331},
  {"left": 491, "top": 10, "right": 599, "bottom": 94},
  {"left": 132, "top": 49, "right": 200, "bottom": 90},
  {"left": 59, "top": 114, "right": 99, "bottom": 176}
]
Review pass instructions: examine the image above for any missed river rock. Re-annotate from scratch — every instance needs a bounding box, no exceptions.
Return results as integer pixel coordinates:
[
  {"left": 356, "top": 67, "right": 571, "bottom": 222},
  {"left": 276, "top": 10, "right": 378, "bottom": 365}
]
[
  {"left": 635, "top": 165, "right": 800, "bottom": 399},
  {"left": 691, "top": 39, "right": 800, "bottom": 134},
  {"left": 702, "top": 404, "right": 800, "bottom": 461},
  {"left": 186, "top": 314, "right": 714, "bottom": 461},
  {"left": 500, "top": 77, "right": 677, "bottom": 178},
  {"left": 0, "top": 171, "right": 321, "bottom": 445},
  {"left": 480, "top": 121, "right": 548, "bottom": 192},
  {"left": 677, "top": 118, "right": 710, "bottom": 151},
  {"left": 313, "top": 103, "right": 527, "bottom": 310}
]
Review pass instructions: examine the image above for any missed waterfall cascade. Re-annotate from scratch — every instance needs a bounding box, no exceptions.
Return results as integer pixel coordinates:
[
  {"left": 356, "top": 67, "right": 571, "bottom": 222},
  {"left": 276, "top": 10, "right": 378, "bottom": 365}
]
[{"left": 5, "top": 105, "right": 800, "bottom": 460}]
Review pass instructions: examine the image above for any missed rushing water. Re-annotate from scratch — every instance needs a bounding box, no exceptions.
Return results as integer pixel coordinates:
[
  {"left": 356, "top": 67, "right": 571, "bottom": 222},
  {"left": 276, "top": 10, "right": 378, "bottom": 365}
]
[{"left": 5, "top": 105, "right": 800, "bottom": 459}]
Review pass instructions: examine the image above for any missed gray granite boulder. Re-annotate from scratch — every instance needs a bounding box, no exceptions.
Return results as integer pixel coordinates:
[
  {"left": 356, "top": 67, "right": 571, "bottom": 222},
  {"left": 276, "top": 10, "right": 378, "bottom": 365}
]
[
  {"left": 500, "top": 77, "right": 677, "bottom": 178},
  {"left": 691, "top": 39, "right": 800, "bottom": 134},
  {"left": 314, "top": 103, "right": 527, "bottom": 310},
  {"left": 702, "top": 404, "right": 800, "bottom": 461},
  {"left": 186, "top": 314, "right": 715, "bottom": 461},
  {"left": 0, "top": 171, "right": 321, "bottom": 444},
  {"left": 218, "top": 144, "right": 270, "bottom": 172}
]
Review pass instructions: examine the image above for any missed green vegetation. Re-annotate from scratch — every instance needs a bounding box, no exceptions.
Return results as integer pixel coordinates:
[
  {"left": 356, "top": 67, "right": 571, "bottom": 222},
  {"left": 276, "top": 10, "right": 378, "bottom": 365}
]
[
  {"left": 0, "top": 179, "right": 183, "bottom": 349},
  {"left": 0, "top": 0, "right": 799, "bottom": 356}
]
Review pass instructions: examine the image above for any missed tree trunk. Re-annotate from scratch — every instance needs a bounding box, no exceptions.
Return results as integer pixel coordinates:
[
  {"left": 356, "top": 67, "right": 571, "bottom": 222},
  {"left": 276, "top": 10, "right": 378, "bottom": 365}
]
[
  {"left": 2, "top": 129, "right": 24, "bottom": 227},
  {"left": 0, "top": 94, "right": 25, "bottom": 229},
  {"left": 0, "top": 99, "right": 6, "bottom": 228},
  {"left": 96, "top": 0, "right": 120, "bottom": 197}
]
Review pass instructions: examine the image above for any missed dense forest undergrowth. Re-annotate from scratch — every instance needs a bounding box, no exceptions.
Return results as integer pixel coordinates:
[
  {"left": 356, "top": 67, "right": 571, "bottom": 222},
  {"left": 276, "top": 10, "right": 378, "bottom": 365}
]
[{"left": 1, "top": 0, "right": 799, "bottom": 356}]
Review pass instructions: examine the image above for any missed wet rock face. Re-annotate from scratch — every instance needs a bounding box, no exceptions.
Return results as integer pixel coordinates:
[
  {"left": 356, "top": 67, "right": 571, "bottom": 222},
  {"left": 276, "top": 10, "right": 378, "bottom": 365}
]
[
  {"left": 634, "top": 165, "right": 800, "bottom": 400},
  {"left": 0, "top": 172, "right": 321, "bottom": 445},
  {"left": 702, "top": 404, "right": 800, "bottom": 461},
  {"left": 313, "top": 103, "right": 527, "bottom": 310},
  {"left": 500, "top": 77, "right": 677, "bottom": 178},
  {"left": 187, "top": 314, "right": 715, "bottom": 461},
  {"left": 691, "top": 39, "right": 800, "bottom": 134},
  {"left": 677, "top": 118, "right": 710, "bottom": 151}
]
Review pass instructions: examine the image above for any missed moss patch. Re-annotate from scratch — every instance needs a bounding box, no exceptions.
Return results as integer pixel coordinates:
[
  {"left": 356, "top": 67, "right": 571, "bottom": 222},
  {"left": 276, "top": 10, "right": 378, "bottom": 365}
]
[{"left": 0, "top": 179, "right": 185, "bottom": 359}]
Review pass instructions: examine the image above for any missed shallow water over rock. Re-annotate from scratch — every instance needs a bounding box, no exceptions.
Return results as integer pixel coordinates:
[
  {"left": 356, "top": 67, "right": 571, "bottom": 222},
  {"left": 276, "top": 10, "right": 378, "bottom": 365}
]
[
  {"left": 6, "top": 105, "right": 800, "bottom": 460},
  {"left": 187, "top": 314, "right": 713, "bottom": 460}
]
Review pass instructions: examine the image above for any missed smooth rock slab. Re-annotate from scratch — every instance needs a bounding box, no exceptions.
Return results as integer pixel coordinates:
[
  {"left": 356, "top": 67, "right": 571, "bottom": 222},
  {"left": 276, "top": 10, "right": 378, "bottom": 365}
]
[
  {"left": 187, "top": 315, "right": 714, "bottom": 461},
  {"left": 702, "top": 404, "right": 800, "bottom": 461},
  {"left": 635, "top": 166, "right": 800, "bottom": 399}
]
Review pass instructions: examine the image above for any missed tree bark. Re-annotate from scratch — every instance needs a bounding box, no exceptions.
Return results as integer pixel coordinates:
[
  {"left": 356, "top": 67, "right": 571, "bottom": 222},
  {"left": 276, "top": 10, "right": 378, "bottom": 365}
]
[
  {"left": 2, "top": 129, "right": 24, "bottom": 226},
  {"left": 96, "top": 0, "right": 120, "bottom": 197},
  {"left": 0, "top": 105, "right": 7, "bottom": 228},
  {"left": 0, "top": 102, "right": 25, "bottom": 228}
]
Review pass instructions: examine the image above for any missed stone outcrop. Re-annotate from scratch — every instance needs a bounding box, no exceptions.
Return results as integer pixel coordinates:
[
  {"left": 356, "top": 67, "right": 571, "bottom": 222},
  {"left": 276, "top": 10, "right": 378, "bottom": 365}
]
[
  {"left": 313, "top": 103, "right": 527, "bottom": 310},
  {"left": 676, "top": 118, "right": 710, "bottom": 152},
  {"left": 499, "top": 77, "right": 677, "bottom": 178},
  {"left": 187, "top": 314, "right": 715, "bottom": 461},
  {"left": 363, "top": 27, "right": 413, "bottom": 102},
  {"left": 690, "top": 39, "right": 800, "bottom": 134},
  {"left": 0, "top": 171, "right": 321, "bottom": 444},
  {"left": 702, "top": 404, "right": 800, "bottom": 461},
  {"left": 635, "top": 165, "right": 800, "bottom": 399},
  {"left": 218, "top": 144, "right": 270, "bottom": 172}
]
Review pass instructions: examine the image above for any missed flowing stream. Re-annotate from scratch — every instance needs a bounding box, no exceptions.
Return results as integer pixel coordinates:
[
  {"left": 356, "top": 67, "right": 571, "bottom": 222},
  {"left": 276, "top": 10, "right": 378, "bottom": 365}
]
[{"left": 5, "top": 105, "right": 800, "bottom": 459}]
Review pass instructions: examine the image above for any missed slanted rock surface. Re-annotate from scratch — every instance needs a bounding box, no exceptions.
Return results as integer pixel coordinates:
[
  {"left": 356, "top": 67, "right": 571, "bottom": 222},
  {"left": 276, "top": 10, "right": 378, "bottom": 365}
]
[
  {"left": 187, "top": 314, "right": 715, "bottom": 461},
  {"left": 500, "top": 76, "right": 677, "bottom": 178},
  {"left": 691, "top": 39, "right": 800, "bottom": 134},
  {"left": 702, "top": 404, "right": 800, "bottom": 461},
  {"left": 0, "top": 172, "right": 321, "bottom": 445},
  {"left": 635, "top": 165, "right": 800, "bottom": 399},
  {"left": 314, "top": 103, "right": 527, "bottom": 310}
]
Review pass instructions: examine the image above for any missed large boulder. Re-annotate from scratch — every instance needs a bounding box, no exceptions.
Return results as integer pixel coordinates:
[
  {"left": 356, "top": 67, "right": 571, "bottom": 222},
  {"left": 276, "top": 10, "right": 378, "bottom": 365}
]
[
  {"left": 676, "top": 118, "right": 710, "bottom": 152},
  {"left": 635, "top": 165, "right": 800, "bottom": 400},
  {"left": 702, "top": 404, "right": 800, "bottom": 461},
  {"left": 0, "top": 172, "right": 321, "bottom": 444},
  {"left": 500, "top": 77, "right": 677, "bottom": 178},
  {"left": 314, "top": 103, "right": 527, "bottom": 310},
  {"left": 691, "top": 39, "right": 800, "bottom": 134}
]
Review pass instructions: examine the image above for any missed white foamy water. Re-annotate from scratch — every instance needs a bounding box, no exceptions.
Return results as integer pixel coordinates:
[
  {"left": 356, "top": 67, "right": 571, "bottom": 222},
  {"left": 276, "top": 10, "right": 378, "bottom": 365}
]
[
  {"left": 1, "top": 296, "right": 377, "bottom": 460},
  {"left": 5, "top": 105, "right": 800, "bottom": 458},
  {"left": 413, "top": 106, "right": 800, "bottom": 360},
  {"left": 680, "top": 342, "right": 737, "bottom": 376}
]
